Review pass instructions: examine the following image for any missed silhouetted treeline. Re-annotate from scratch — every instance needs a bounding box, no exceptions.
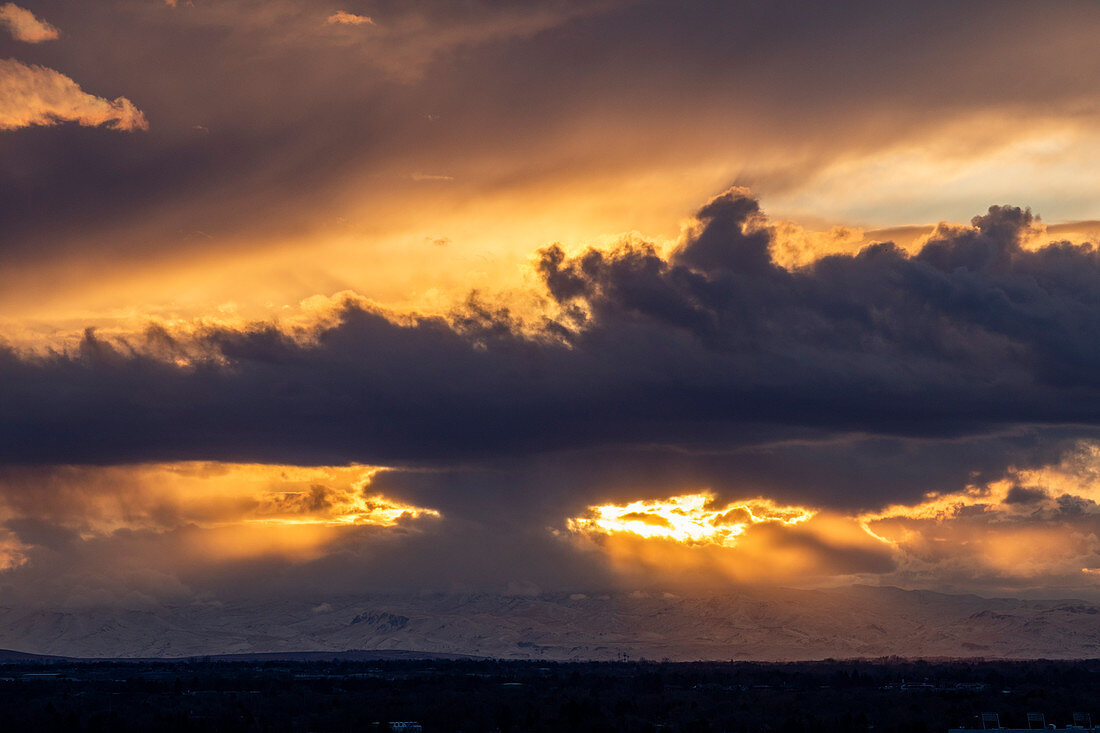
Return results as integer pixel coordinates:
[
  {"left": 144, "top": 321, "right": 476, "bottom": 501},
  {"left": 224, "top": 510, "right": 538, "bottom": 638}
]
[{"left": 3, "top": 657, "right": 1100, "bottom": 732}]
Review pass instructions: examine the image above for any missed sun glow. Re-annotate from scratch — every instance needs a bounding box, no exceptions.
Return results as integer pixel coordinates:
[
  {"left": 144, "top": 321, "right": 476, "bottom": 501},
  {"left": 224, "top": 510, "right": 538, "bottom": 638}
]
[
  {"left": 567, "top": 493, "right": 814, "bottom": 547},
  {"left": 250, "top": 486, "right": 441, "bottom": 527},
  {"left": 0, "top": 463, "right": 443, "bottom": 567},
  {"left": 850, "top": 442, "right": 1100, "bottom": 581},
  {"left": 562, "top": 493, "right": 897, "bottom": 585}
]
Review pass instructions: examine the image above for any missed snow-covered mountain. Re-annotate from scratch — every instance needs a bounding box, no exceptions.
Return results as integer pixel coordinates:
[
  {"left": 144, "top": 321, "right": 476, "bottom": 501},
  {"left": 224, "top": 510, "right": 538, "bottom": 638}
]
[{"left": 2, "top": 585, "right": 1100, "bottom": 661}]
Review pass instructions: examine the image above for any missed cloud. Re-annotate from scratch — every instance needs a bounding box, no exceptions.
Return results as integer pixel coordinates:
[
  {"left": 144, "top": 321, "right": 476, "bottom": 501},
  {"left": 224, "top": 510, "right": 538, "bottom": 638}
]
[
  {"left": 9, "top": 1, "right": 1100, "bottom": 608},
  {"left": 554, "top": 441, "right": 1100, "bottom": 592},
  {"left": 560, "top": 492, "right": 894, "bottom": 587},
  {"left": 0, "top": 462, "right": 443, "bottom": 593},
  {"left": 7, "top": 187, "right": 1100, "bottom": 600},
  {"left": 327, "top": 10, "right": 373, "bottom": 26},
  {"left": 856, "top": 442, "right": 1100, "bottom": 590},
  {"left": 0, "top": 463, "right": 438, "bottom": 534},
  {"left": 6, "top": 189, "right": 1100, "bottom": 472},
  {"left": 0, "top": 3, "right": 59, "bottom": 43},
  {"left": 0, "top": 460, "right": 610, "bottom": 604},
  {"left": 7, "top": 0, "right": 1100, "bottom": 305},
  {"left": 5, "top": 443, "right": 1100, "bottom": 602},
  {"left": 0, "top": 59, "right": 148, "bottom": 131},
  {"left": 8, "top": 186, "right": 1100, "bottom": 598},
  {"left": 565, "top": 504, "right": 894, "bottom": 587},
  {"left": 566, "top": 493, "right": 813, "bottom": 547}
]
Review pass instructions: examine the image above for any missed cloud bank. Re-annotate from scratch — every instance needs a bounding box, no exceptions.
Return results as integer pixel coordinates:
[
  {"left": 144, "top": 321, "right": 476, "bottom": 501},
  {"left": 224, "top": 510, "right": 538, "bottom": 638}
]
[
  {"left": 4, "top": 189, "right": 1100, "bottom": 469},
  {"left": 3, "top": 188, "right": 1100, "bottom": 600}
]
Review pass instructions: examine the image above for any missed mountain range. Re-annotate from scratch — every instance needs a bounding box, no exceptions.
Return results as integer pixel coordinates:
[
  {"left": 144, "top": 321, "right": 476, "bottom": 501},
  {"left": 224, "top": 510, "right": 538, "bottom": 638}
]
[{"left": 2, "top": 585, "right": 1099, "bottom": 661}]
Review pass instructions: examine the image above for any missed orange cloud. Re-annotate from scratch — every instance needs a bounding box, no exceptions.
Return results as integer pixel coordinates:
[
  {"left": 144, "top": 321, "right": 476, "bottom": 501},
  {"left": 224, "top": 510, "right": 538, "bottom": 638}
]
[
  {"left": 0, "top": 463, "right": 440, "bottom": 531},
  {"left": 0, "top": 59, "right": 148, "bottom": 132},
  {"left": 565, "top": 493, "right": 892, "bottom": 586},
  {"left": 561, "top": 448, "right": 1100, "bottom": 591},
  {"left": 327, "top": 10, "right": 373, "bottom": 26},
  {"left": 0, "top": 3, "right": 59, "bottom": 43},
  {"left": 0, "top": 463, "right": 441, "bottom": 567},
  {"left": 856, "top": 442, "right": 1100, "bottom": 585},
  {"left": 251, "top": 480, "right": 441, "bottom": 527},
  {"left": 567, "top": 493, "right": 813, "bottom": 547}
]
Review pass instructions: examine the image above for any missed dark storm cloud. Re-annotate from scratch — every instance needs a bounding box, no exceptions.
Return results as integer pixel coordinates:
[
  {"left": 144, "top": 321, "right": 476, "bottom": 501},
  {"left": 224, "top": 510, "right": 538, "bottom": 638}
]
[
  {"left": 4, "top": 189, "right": 1100, "bottom": 507},
  {"left": 355, "top": 430, "right": 1085, "bottom": 520},
  {"left": 1004, "top": 485, "right": 1049, "bottom": 505}
]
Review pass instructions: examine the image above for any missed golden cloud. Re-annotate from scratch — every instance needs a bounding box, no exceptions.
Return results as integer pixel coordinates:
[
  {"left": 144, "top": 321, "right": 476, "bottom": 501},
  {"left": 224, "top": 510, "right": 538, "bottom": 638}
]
[
  {"left": 857, "top": 442, "right": 1100, "bottom": 583},
  {"left": 0, "top": 463, "right": 441, "bottom": 568},
  {"left": 251, "top": 480, "right": 441, "bottom": 527},
  {"left": 327, "top": 10, "right": 373, "bottom": 26},
  {"left": 561, "top": 449, "right": 1100, "bottom": 590},
  {"left": 563, "top": 493, "right": 895, "bottom": 586},
  {"left": 567, "top": 493, "right": 813, "bottom": 547},
  {"left": 0, "top": 3, "right": 58, "bottom": 43},
  {"left": 0, "top": 59, "right": 148, "bottom": 131}
]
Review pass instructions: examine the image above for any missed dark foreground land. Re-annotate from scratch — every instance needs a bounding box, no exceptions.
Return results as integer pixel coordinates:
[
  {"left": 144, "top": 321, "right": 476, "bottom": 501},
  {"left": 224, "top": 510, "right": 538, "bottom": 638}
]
[{"left": 2, "top": 657, "right": 1100, "bottom": 732}]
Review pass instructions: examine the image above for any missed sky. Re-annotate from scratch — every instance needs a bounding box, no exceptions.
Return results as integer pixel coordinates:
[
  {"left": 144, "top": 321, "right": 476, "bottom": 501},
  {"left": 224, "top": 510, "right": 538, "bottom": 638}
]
[{"left": 4, "top": 0, "right": 1100, "bottom": 609}]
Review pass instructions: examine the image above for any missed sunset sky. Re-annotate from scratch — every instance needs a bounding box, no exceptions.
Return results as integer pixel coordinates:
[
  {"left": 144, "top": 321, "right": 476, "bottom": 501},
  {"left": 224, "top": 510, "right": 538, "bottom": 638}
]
[{"left": 5, "top": 0, "right": 1100, "bottom": 610}]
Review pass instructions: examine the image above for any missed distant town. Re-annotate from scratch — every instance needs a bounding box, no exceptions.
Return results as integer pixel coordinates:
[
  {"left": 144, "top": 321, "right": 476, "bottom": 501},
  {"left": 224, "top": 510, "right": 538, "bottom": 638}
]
[{"left": 3, "top": 657, "right": 1100, "bottom": 731}]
